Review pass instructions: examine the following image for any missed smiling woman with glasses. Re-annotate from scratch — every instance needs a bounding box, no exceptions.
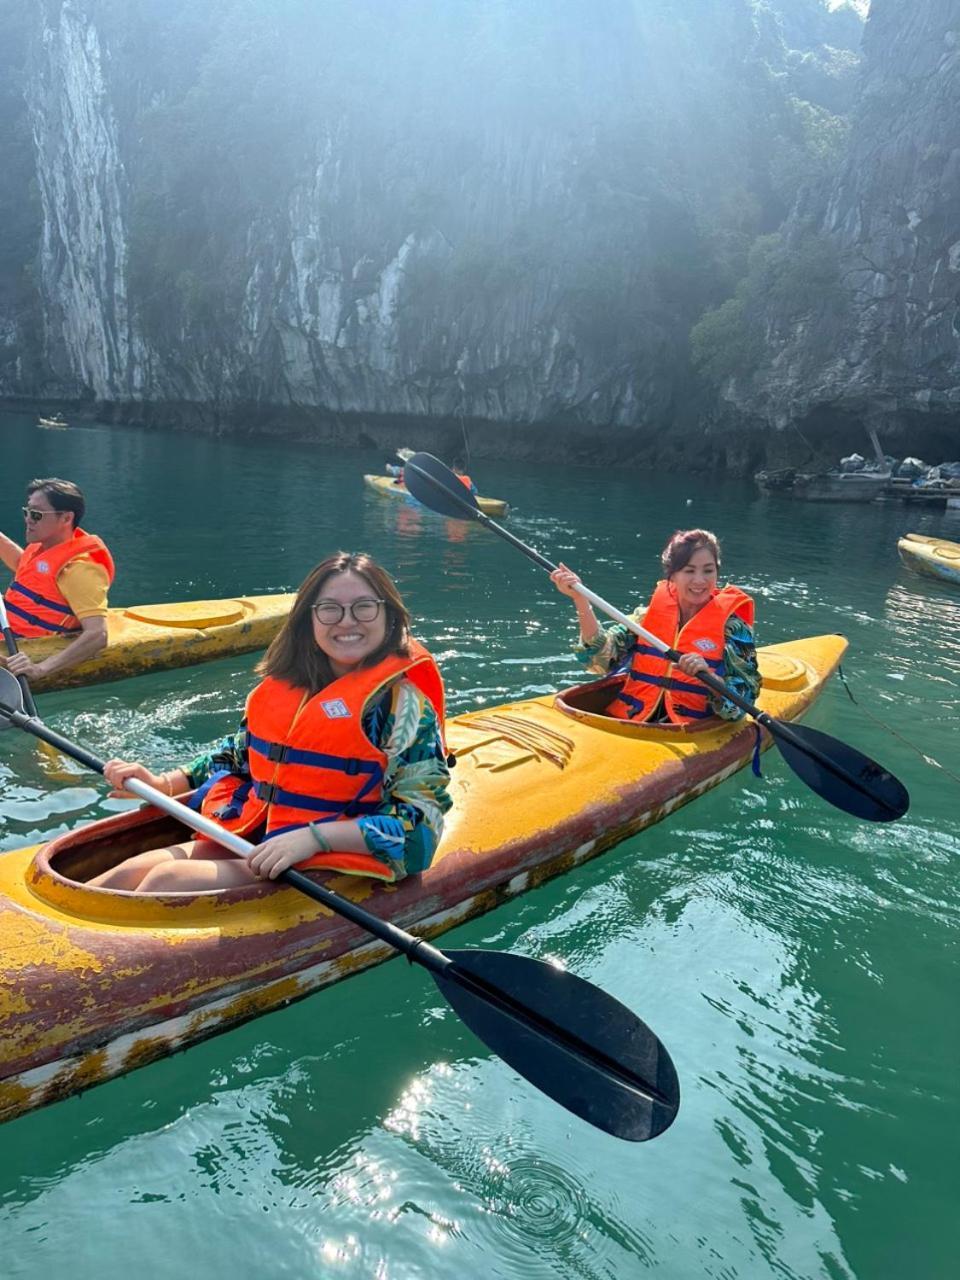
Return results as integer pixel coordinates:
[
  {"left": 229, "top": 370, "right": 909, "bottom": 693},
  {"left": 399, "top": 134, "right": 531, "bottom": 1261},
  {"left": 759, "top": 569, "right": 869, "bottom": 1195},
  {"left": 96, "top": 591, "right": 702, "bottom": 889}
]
[
  {"left": 1, "top": 477, "right": 114, "bottom": 681},
  {"left": 89, "top": 551, "right": 452, "bottom": 896}
]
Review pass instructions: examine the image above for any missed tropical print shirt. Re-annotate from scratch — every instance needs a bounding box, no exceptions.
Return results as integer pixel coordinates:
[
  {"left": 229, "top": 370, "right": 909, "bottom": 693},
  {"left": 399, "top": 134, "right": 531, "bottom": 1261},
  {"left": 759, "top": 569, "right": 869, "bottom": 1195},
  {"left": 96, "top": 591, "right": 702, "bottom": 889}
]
[
  {"left": 183, "top": 678, "right": 452, "bottom": 879},
  {"left": 575, "top": 611, "right": 761, "bottom": 721}
]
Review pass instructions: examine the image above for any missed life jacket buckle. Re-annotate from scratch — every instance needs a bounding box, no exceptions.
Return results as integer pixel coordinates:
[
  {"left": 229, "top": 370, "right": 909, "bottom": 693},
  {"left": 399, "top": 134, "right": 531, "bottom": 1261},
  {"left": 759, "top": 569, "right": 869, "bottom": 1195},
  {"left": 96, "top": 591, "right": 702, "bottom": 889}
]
[
  {"left": 255, "top": 781, "right": 279, "bottom": 804},
  {"left": 344, "top": 758, "right": 360, "bottom": 776},
  {"left": 266, "top": 742, "right": 287, "bottom": 763}
]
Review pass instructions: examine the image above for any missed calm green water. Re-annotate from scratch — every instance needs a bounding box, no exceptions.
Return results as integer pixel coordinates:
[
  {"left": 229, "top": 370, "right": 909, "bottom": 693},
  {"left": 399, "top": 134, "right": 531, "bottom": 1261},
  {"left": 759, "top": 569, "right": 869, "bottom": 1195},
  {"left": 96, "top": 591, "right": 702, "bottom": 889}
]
[{"left": 1, "top": 412, "right": 958, "bottom": 1279}]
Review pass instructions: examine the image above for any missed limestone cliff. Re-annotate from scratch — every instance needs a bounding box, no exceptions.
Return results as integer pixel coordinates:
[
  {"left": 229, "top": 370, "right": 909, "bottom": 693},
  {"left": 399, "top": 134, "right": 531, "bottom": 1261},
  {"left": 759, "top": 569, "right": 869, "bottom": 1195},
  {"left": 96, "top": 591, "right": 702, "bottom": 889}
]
[
  {"left": 712, "top": 0, "right": 960, "bottom": 459},
  {"left": 0, "top": 0, "right": 864, "bottom": 461}
]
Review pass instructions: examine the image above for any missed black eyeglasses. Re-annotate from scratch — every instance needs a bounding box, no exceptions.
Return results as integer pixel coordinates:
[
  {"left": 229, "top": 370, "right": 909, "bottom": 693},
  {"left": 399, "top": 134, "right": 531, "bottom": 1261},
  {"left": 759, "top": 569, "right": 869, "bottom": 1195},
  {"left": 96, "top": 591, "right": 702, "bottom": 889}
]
[
  {"left": 312, "top": 597, "right": 385, "bottom": 625},
  {"left": 22, "top": 506, "right": 61, "bottom": 524}
]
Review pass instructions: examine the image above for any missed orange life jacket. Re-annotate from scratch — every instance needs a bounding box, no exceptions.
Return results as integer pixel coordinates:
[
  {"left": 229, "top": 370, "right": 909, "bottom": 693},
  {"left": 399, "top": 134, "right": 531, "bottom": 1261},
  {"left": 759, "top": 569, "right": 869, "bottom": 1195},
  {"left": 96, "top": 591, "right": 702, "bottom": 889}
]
[
  {"left": 457, "top": 474, "right": 473, "bottom": 491},
  {"left": 608, "top": 582, "right": 754, "bottom": 724},
  {"left": 194, "top": 639, "right": 445, "bottom": 880},
  {"left": 4, "top": 529, "right": 115, "bottom": 637}
]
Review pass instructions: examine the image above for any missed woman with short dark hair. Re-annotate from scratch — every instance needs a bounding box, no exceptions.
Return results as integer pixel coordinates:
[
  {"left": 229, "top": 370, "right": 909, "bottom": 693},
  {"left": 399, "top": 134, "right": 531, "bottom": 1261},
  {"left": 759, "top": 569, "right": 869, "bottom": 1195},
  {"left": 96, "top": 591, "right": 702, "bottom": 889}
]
[
  {"left": 90, "top": 553, "right": 451, "bottom": 892},
  {"left": 551, "top": 529, "right": 760, "bottom": 724}
]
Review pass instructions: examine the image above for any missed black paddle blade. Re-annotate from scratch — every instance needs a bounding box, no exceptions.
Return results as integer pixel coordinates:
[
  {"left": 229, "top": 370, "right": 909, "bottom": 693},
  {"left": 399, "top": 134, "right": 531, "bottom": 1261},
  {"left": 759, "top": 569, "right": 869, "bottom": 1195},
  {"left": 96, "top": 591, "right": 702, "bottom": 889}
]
[
  {"left": 772, "top": 721, "right": 909, "bottom": 822},
  {"left": 0, "top": 666, "right": 26, "bottom": 728},
  {"left": 404, "top": 452, "right": 481, "bottom": 521},
  {"left": 434, "top": 949, "right": 680, "bottom": 1141}
]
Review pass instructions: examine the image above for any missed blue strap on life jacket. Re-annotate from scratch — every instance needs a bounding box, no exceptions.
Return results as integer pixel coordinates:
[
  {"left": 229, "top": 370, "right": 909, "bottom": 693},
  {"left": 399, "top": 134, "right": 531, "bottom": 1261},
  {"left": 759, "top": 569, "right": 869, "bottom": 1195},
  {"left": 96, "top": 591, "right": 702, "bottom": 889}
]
[
  {"left": 246, "top": 732, "right": 381, "bottom": 778},
  {"left": 186, "top": 768, "right": 234, "bottom": 812},
  {"left": 628, "top": 642, "right": 724, "bottom": 672},
  {"left": 7, "top": 580, "right": 76, "bottom": 615},
  {"left": 610, "top": 690, "right": 649, "bottom": 718},
  {"left": 668, "top": 702, "right": 715, "bottom": 720},
  {"left": 251, "top": 780, "right": 384, "bottom": 817},
  {"left": 211, "top": 780, "right": 253, "bottom": 821},
  {"left": 628, "top": 671, "right": 712, "bottom": 697},
  {"left": 4, "top": 596, "right": 79, "bottom": 634}
]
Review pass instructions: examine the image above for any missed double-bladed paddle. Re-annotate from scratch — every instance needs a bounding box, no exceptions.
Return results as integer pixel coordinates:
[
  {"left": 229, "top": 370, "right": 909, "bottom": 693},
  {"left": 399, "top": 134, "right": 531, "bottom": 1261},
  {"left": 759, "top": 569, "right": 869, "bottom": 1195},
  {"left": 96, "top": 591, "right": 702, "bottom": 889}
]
[
  {"left": 403, "top": 451, "right": 909, "bottom": 824},
  {"left": 0, "top": 666, "right": 679, "bottom": 1142}
]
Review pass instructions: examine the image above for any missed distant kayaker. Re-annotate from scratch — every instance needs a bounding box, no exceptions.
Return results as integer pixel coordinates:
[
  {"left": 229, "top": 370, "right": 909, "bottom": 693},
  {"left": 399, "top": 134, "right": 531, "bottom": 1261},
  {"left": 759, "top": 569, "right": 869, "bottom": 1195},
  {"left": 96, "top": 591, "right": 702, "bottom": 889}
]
[
  {"left": 89, "top": 552, "right": 452, "bottom": 893},
  {"left": 451, "top": 458, "right": 478, "bottom": 495},
  {"left": 0, "top": 478, "right": 114, "bottom": 680},
  {"left": 550, "top": 528, "right": 760, "bottom": 723}
]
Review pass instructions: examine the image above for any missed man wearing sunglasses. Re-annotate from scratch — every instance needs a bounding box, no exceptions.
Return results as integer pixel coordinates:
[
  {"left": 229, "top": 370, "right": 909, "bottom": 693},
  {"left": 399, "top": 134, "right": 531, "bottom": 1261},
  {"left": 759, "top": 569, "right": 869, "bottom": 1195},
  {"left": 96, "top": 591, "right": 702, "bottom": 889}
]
[{"left": 0, "top": 477, "right": 114, "bottom": 681}]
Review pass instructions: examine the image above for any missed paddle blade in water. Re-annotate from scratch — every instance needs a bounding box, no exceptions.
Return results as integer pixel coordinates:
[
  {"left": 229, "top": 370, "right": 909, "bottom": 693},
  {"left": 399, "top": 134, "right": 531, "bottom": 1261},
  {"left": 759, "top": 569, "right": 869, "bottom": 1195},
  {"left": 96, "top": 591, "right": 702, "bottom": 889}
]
[
  {"left": 404, "top": 453, "right": 481, "bottom": 520},
  {"left": 773, "top": 721, "right": 909, "bottom": 822},
  {"left": 434, "top": 949, "right": 680, "bottom": 1141}
]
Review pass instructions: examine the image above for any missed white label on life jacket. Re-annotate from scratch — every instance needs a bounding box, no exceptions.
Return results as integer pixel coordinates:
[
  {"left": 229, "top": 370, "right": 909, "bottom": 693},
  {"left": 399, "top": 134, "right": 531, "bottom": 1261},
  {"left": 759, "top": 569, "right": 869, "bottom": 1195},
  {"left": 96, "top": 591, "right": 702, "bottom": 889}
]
[
  {"left": 37, "top": 561, "right": 50, "bottom": 574},
  {"left": 321, "top": 698, "right": 352, "bottom": 719},
  {"left": 694, "top": 638, "right": 718, "bottom": 653}
]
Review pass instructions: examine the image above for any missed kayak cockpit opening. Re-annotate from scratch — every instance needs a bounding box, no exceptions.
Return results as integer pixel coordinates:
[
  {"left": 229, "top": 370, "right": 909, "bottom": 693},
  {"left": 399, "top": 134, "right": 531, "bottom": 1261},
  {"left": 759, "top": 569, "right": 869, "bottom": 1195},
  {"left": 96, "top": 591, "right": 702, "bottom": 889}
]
[
  {"left": 37, "top": 808, "right": 190, "bottom": 885},
  {"left": 26, "top": 803, "right": 269, "bottom": 911},
  {"left": 554, "top": 676, "right": 719, "bottom": 735}
]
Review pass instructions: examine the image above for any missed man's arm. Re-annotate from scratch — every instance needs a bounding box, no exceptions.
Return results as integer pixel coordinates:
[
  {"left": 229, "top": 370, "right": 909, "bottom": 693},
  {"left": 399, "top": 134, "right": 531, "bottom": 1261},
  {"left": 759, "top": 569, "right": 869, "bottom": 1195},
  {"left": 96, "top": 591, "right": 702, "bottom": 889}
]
[
  {"left": 0, "top": 531, "right": 24, "bottom": 574},
  {"left": 2, "top": 557, "right": 110, "bottom": 680},
  {"left": 3, "top": 615, "right": 108, "bottom": 680}
]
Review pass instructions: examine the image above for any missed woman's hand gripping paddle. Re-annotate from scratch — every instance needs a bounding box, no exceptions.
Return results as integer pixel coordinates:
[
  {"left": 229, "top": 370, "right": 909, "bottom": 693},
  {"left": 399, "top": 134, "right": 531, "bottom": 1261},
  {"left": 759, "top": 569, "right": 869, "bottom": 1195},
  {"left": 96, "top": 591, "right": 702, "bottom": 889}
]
[
  {"left": 0, "top": 667, "right": 679, "bottom": 1143},
  {"left": 402, "top": 452, "right": 909, "bottom": 824}
]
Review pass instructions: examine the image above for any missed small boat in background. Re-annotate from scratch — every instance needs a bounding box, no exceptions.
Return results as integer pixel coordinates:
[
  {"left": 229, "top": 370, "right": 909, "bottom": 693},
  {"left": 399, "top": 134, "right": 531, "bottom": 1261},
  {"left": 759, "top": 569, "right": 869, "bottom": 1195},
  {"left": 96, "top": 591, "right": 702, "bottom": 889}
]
[
  {"left": 37, "top": 412, "right": 68, "bottom": 429},
  {"left": 897, "top": 533, "right": 960, "bottom": 587},
  {"left": 755, "top": 466, "right": 890, "bottom": 502},
  {"left": 755, "top": 427, "right": 891, "bottom": 503},
  {"left": 364, "top": 472, "right": 509, "bottom": 517}
]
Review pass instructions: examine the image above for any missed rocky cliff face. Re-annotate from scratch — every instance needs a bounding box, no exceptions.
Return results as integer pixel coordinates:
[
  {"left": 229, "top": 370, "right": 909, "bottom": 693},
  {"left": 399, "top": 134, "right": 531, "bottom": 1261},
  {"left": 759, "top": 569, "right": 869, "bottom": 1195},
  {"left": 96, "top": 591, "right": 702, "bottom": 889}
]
[
  {"left": 28, "top": 3, "right": 144, "bottom": 398},
  {"left": 0, "top": 0, "right": 866, "bottom": 461},
  {"left": 722, "top": 0, "right": 960, "bottom": 456}
]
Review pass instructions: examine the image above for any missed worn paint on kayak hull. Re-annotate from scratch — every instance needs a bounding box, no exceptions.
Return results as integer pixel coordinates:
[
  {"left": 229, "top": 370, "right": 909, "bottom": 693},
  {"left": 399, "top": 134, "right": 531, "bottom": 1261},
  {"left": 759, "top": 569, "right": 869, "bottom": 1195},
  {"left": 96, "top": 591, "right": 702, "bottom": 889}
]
[
  {"left": 0, "top": 634, "right": 846, "bottom": 1124},
  {"left": 20, "top": 594, "right": 295, "bottom": 692}
]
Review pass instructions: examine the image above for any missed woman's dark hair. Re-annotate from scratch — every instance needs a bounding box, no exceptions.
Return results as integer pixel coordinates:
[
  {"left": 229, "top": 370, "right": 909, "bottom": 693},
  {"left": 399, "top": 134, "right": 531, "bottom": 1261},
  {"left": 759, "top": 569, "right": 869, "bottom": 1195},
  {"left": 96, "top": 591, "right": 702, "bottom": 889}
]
[
  {"left": 27, "top": 478, "right": 85, "bottom": 526},
  {"left": 258, "top": 552, "right": 411, "bottom": 692},
  {"left": 660, "top": 528, "right": 721, "bottom": 577}
]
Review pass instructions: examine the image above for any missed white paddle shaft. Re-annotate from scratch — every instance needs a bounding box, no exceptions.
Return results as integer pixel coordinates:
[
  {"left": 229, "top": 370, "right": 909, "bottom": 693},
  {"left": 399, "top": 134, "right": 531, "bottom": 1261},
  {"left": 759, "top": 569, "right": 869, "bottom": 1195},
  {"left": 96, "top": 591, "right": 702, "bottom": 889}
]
[
  {"left": 571, "top": 583, "right": 672, "bottom": 655},
  {"left": 124, "top": 777, "right": 255, "bottom": 858}
]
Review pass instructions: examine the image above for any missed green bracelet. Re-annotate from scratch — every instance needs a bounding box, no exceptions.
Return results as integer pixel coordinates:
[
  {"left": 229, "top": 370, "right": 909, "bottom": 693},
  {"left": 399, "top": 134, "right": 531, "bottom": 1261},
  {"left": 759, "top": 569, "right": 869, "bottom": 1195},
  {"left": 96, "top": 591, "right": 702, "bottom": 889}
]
[{"left": 309, "top": 822, "right": 332, "bottom": 853}]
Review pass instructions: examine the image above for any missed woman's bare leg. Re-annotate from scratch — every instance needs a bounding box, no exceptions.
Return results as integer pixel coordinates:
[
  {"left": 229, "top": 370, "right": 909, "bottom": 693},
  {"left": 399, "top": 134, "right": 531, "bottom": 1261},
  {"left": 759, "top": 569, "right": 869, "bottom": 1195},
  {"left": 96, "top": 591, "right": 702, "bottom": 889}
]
[
  {"left": 88, "top": 843, "right": 193, "bottom": 890},
  {"left": 137, "top": 857, "right": 259, "bottom": 893}
]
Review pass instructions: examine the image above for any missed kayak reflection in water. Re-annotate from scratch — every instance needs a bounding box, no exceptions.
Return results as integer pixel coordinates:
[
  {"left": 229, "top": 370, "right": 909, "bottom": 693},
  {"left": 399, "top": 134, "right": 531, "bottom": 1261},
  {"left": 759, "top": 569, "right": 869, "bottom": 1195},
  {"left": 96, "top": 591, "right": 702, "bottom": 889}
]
[
  {"left": 550, "top": 528, "right": 760, "bottom": 724},
  {"left": 89, "top": 552, "right": 452, "bottom": 893}
]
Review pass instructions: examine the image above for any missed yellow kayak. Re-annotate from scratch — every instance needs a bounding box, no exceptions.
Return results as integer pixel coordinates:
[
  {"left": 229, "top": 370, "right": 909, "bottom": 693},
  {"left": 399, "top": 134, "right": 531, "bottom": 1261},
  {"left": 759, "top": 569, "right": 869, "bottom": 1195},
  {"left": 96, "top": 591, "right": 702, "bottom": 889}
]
[
  {"left": 18, "top": 594, "right": 295, "bottom": 692},
  {"left": 0, "top": 633, "right": 845, "bottom": 1124},
  {"left": 897, "top": 532, "right": 960, "bottom": 586},
  {"left": 364, "top": 473, "right": 509, "bottom": 518}
]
